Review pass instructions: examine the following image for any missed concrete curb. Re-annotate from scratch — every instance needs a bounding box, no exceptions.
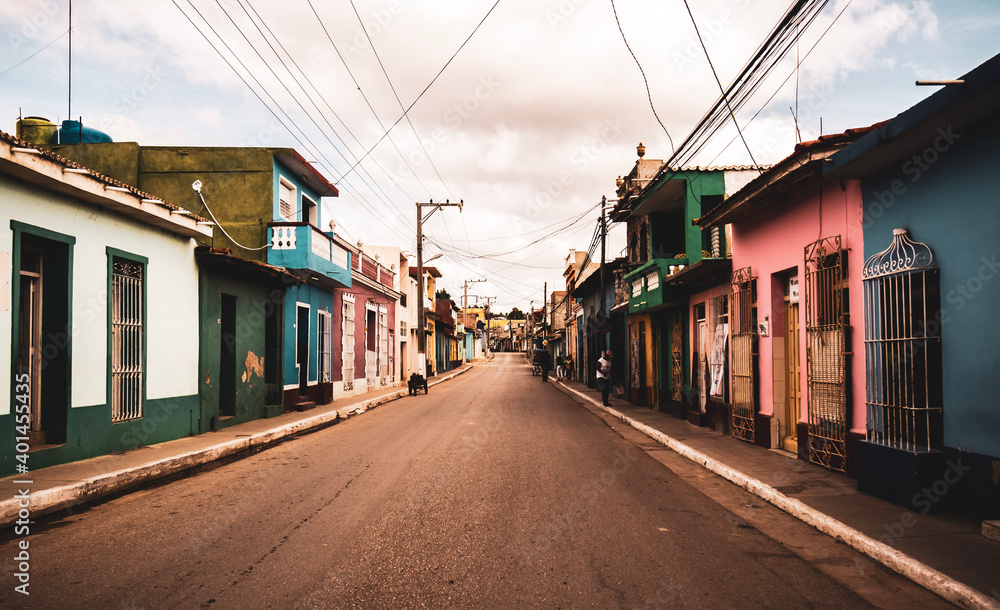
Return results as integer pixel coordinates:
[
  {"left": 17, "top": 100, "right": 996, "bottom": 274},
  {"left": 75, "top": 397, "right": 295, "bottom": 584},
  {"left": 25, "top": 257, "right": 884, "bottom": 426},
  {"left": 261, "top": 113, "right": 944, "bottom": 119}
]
[
  {"left": 558, "top": 382, "right": 1000, "bottom": 610},
  {"left": 0, "top": 365, "right": 474, "bottom": 527}
]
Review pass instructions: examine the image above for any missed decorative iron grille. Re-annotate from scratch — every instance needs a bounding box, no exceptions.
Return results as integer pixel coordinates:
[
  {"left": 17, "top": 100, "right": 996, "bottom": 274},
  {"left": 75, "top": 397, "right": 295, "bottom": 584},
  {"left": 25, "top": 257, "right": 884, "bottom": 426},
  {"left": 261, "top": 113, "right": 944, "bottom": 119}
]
[
  {"left": 318, "top": 311, "right": 331, "bottom": 383},
  {"left": 730, "top": 267, "right": 756, "bottom": 443},
  {"left": 379, "top": 306, "right": 389, "bottom": 385},
  {"left": 342, "top": 296, "right": 355, "bottom": 391},
  {"left": 670, "top": 314, "right": 683, "bottom": 402},
  {"left": 111, "top": 258, "right": 143, "bottom": 422},
  {"left": 805, "top": 236, "right": 848, "bottom": 472},
  {"left": 863, "top": 229, "right": 942, "bottom": 452}
]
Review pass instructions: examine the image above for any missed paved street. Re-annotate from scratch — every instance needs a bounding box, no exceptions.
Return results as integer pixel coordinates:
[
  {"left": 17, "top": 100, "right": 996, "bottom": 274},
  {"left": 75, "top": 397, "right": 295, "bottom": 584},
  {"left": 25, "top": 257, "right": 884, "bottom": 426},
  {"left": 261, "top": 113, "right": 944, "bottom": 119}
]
[{"left": 1, "top": 353, "right": 948, "bottom": 608}]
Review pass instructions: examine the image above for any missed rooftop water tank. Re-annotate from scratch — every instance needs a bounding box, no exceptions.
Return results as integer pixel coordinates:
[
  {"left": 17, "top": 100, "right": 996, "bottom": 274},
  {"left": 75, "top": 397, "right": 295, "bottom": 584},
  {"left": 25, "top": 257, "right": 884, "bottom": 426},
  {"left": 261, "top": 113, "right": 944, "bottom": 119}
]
[
  {"left": 56, "top": 119, "right": 113, "bottom": 144},
  {"left": 15, "top": 116, "right": 57, "bottom": 146}
]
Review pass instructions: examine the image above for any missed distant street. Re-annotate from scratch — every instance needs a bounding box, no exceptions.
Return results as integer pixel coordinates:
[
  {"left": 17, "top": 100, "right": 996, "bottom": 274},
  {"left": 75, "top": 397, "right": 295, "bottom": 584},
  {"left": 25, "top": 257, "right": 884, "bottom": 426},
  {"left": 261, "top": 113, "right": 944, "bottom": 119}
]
[{"left": 1, "top": 353, "right": 946, "bottom": 608}]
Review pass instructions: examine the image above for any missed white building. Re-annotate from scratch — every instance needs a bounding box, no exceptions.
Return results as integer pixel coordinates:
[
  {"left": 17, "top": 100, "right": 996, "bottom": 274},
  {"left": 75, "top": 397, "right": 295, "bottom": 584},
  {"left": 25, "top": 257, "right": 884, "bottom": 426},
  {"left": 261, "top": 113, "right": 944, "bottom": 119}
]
[{"left": 0, "top": 131, "right": 210, "bottom": 474}]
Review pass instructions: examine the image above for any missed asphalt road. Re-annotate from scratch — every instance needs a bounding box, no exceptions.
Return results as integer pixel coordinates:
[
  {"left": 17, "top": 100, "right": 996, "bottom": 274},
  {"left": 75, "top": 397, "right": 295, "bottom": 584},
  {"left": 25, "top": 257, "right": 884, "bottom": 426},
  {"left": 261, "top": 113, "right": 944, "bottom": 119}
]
[{"left": 0, "top": 353, "right": 947, "bottom": 608}]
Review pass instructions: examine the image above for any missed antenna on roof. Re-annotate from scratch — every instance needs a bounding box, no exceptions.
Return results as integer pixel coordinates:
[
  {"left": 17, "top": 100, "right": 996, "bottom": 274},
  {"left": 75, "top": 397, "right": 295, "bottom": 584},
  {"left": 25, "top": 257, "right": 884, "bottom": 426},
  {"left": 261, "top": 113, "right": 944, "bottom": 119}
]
[{"left": 67, "top": 0, "right": 72, "bottom": 121}]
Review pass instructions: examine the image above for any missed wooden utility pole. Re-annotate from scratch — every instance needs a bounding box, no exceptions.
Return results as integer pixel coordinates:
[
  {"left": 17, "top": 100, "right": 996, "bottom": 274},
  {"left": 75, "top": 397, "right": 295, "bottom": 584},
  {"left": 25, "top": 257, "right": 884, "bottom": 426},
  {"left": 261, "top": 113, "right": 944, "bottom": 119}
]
[
  {"left": 463, "top": 279, "right": 485, "bottom": 361},
  {"left": 416, "top": 199, "right": 462, "bottom": 376}
]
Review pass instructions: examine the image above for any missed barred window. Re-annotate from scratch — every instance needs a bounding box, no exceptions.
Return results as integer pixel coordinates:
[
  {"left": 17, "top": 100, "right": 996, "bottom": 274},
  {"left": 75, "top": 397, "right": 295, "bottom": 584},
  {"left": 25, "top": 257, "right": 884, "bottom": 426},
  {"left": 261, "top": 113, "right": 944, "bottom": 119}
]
[
  {"left": 279, "top": 178, "right": 296, "bottom": 221},
  {"left": 318, "top": 310, "right": 331, "bottom": 383},
  {"left": 343, "top": 295, "right": 355, "bottom": 390},
  {"left": 112, "top": 257, "right": 143, "bottom": 422}
]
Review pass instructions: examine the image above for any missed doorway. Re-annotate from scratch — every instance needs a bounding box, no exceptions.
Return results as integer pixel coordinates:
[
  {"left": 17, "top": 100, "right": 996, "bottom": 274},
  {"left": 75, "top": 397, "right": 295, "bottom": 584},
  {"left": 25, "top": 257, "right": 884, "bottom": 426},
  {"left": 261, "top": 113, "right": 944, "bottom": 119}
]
[
  {"left": 297, "top": 305, "right": 310, "bottom": 396},
  {"left": 220, "top": 294, "right": 237, "bottom": 418},
  {"left": 17, "top": 248, "right": 43, "bottom": 445},
  {"left": 783, "top": 276, "right": 801, "bottom": 453},
  {"left": 14, "top": 229, "right": 71, "bottom": 448}
]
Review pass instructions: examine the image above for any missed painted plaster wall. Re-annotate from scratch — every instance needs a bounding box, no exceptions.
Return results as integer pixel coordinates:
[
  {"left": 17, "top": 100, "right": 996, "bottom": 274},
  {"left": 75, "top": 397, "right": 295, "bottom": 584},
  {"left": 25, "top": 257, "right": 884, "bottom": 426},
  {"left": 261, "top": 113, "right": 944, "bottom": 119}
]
[
  {"left": 860, "top": 112, "right": 1000, "bottom": 457},
  {"left": 730, "top": 176, "right": 866, "bottom": 434},
  {"left": 198, "top": 271, "right": 270, "bottom": 431},
  {"left": 332, "top": 284, "right": 397, "bottom": 395},
  {"left": 282, "top": 283, "right": 334, "bottom": 390},
  {"left": 688, "top": 283, "right": 730, "bottom": 407},
  {"left": 1, "top": 176, "right": 199, "bottom": 413}
]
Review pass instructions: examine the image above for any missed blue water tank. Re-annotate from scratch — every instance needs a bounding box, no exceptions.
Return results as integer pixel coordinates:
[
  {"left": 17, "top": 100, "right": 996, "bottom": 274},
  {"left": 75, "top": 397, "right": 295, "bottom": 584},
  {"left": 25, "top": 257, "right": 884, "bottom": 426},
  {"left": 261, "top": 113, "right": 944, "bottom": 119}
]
[{"left": 56, "top": 120, "right": 113, "bottom": 144}]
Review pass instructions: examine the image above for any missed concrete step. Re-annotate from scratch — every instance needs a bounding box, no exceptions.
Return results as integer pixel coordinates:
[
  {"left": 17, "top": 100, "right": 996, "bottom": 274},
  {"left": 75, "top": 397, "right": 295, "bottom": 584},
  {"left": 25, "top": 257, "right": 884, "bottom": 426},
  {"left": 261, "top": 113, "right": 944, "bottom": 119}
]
[{"left": 293, "top": 401, "right": 316, "bottom": 412}]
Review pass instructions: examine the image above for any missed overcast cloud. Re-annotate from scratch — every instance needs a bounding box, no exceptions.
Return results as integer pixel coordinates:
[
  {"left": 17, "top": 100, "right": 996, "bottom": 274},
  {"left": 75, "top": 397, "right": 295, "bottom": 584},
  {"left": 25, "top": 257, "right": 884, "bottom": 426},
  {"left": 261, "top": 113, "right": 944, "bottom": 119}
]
[{"left": 1, "top": 0, "right": 996, "bottom": 310}]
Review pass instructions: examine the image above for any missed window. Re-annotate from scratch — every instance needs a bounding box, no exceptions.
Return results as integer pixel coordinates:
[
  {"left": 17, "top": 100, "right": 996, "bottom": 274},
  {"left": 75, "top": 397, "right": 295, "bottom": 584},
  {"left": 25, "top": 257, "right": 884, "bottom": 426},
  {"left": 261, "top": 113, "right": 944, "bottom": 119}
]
[
  {"left": 279, "top": 178, "right": 296, "bottom": 221},
  {"left": 632, "top": 278, "right": 643, "bottom": 297},
  {"left": 804, "top": 235, "right": 848, "bottom": 472},
  {"left": 302, "top": 194, "right": 318, "bottom": 226},
  {"left": 863, "top": 229, "right": 942, "bottom": 452},
  {"left": 318, "top": 310, "right": 331, "bottom": 383},
  {"left": 111, "top": 255, "right": 144, "bottom": 422},
  {"left": 342, "top": 295, "right": 355, "bottom": 390},
  {"left": 730, "top": 267, "right": 756, "bottom": 443},
  {"left": 379, "top": 305, "right": 389, "bottom": 383},
  {"left": 646, "top": 270, "right": 659, "bottom": 291}
]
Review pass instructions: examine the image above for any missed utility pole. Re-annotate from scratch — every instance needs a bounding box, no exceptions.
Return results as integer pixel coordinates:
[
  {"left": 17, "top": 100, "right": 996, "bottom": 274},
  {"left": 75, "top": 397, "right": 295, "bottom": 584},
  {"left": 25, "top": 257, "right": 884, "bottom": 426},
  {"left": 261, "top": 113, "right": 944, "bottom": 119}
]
[
  {"left": 482, "top": 296, "right": 496, "bottom": 355},
  {"left": 462, "top": 279, "right": 485, "bottom": 362},
  {"left": 543, "top": 281, "right": 548, "bottom": 350},
  {"left": 416, "top": 199, "right": 462, "bottom": 377},
  {"left": 600, "top": 197, "right": 607, "bottom": 324}
]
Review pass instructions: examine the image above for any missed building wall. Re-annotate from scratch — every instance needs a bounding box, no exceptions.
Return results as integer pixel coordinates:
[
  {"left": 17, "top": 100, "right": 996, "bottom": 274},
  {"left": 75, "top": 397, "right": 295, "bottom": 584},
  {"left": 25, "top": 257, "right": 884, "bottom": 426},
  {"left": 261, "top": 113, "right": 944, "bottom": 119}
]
[
  {"left": 730, "top": 176, "right": 866, "bottom": 436},
  {"left": 1, "top": 174, "right": 199, "bottom": 473},
  {"left": 860, "top": 112, "right": 1000, "bottom": 458},
  {"left": 197, "top": 269, "right": 276, "bottom": 432},
  {"left": 282, "top": 282, "right": 334, "bottom": 406}
]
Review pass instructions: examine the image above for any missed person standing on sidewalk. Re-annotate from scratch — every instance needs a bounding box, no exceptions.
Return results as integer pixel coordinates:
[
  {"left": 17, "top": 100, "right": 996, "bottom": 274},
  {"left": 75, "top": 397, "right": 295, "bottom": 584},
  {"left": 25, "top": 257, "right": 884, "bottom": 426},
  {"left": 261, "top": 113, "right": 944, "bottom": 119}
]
[
  {"left": 555, "top": 356, "right": 565, "bottom": 381},
  {"left": 597, "top": 350, "right": 613, "bottom": 406}
]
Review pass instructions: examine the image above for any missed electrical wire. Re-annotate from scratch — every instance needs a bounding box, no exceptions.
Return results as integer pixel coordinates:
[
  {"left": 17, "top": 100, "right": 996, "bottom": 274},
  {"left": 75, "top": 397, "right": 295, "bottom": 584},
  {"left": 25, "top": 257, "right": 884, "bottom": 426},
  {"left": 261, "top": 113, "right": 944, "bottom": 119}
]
[
  {"left": 682, "top": 0, "right": 761, "bottom": 170},
  {"left": 610, "top": 0, "right": 674, "bottom": 154},
  {"left": 194, "top": 186, "right": 270, "bottom": 251},
  {"left": 334, "top": 0, "right": 503, "bottom": 184},
  {"left": 0, "top": 30, "right": 68, "bottom": 79},
  {"left": 173, "top": 0, "right": 416, "bottom": 247}
]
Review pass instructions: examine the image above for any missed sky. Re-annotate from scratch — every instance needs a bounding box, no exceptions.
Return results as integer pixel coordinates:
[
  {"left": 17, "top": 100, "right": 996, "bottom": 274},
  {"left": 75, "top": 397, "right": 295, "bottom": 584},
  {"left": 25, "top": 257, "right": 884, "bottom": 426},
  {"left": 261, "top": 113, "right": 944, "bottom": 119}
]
[{"left": 1, "top": 0, "right": 997, "bottom": 313}]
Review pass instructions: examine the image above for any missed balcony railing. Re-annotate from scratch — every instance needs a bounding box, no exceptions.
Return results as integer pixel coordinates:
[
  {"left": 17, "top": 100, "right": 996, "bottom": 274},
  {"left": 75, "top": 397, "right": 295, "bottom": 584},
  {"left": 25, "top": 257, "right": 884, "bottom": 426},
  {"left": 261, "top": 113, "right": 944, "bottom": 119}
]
[{"left": 268, "top": 222, "right": 351, "bottom": 284}]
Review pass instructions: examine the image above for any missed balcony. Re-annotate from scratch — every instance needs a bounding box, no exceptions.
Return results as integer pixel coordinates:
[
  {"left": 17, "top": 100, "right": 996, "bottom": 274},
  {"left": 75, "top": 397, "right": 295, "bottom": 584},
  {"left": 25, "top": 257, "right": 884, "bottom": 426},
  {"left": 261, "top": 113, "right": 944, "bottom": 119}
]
[
  {"left": 624, "top": 258, "right": 687, "bottom": 313},
  {"left": 267, "top": 222, "right": 351, "bottom": 288}
]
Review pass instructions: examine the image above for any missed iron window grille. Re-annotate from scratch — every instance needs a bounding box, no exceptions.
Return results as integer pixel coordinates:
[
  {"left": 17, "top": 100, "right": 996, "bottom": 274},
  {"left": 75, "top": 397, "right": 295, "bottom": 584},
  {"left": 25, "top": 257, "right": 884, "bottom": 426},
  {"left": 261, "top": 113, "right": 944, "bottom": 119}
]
[
  {"left": 862, "top": 229, "right": 942, "bottom": 452},
  {"left": 730, "top": 267, "right": 757, "bottom": 443},
  {"left": 111, "top": 258, "right": 143, "bottom": 422},
  {"left": 318, "top": 310, "right": 331, "bottom": 383},
  {"left": 804, "top": 235, "right": 849, "bottom": 473},
  {"left": 342, "top": 295, "right": 355, "bottom": 391}
]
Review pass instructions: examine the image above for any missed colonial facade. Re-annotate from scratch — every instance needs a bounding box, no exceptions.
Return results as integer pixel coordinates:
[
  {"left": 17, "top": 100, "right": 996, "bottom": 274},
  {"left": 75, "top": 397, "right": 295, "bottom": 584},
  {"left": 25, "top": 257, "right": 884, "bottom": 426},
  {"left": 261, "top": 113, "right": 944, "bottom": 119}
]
[
  {"left": 1, "top": 132, "right": 211, "bottom": 474},
  {"left": 825, "top": 53, "right": 1000, "bottom": 518},
  {"left": 697, "top": 127, "right": 876, "bottom": 473}
]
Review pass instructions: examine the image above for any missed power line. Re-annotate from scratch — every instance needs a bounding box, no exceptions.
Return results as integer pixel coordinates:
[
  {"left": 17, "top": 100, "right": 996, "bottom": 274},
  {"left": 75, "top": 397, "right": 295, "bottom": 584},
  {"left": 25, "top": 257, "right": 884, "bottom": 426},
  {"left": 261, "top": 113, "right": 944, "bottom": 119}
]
[
  {"left": 682, "top": 0, "right": 760, "bottom": 169},
  {"left": 172, "top": 0, "right": 416, "bottom": 246},
  {"left": 348, "top": 0, "right": 456, "bottom": 201},
  {"left": 306, "top": 0, "right": 437, "bottom": 200},
  {"left": 610, "top": 0, "right": 674, "bottom": 154},
  {"left": 0, "top": 30, "right": 67, "bottom": 79},
  {"left": 214, "top": 0, "right": 415, "bottom": 233},
  {"left": 334, "top": 0, "right": 503, "bottom": 184}
]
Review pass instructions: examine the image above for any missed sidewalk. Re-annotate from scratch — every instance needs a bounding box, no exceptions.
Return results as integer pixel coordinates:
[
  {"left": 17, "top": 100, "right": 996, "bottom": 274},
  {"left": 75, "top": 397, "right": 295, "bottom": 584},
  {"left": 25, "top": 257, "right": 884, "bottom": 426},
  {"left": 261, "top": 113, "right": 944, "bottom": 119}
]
[
  {"left": 555, "top": 378, "right": 1000, "bottom": 609},
  {"left": 0, "top": 365, "right": 474, "bottom": 528}
]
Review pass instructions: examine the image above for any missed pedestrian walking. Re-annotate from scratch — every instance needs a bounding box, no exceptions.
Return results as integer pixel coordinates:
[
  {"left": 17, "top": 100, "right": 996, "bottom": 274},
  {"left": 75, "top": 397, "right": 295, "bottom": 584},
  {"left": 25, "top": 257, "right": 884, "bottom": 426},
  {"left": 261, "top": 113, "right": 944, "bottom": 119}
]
[
  {"left": 555, "top": 356, "right": 565, "bottom": 381},
  {"left": 597, "top": 350, "right": 613, "bottom": 406},
  {"left": 540, "top": 348, "right": 553, "bottom": 382}
]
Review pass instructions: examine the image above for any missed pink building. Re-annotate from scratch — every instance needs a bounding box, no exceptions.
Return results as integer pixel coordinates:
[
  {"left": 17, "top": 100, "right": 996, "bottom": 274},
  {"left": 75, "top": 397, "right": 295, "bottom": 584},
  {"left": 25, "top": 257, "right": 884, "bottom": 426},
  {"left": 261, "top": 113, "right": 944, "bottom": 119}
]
[
  {"left": 697, "top": 126, "right": 876, "bottom": 474},
  {"left": 331, "top": 239, "right": 400, "bottom": 399}
]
